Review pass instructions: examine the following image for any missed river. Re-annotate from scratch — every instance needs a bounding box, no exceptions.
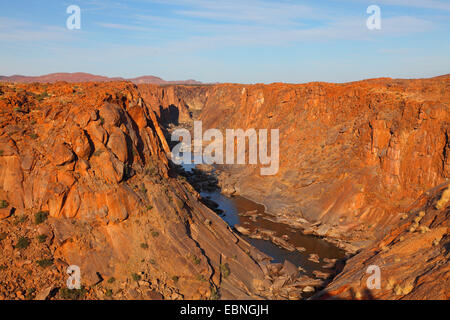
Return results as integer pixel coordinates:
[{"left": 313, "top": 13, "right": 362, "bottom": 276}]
[{"left": 180, "top": 160, "right": 345, "bottom": 277}]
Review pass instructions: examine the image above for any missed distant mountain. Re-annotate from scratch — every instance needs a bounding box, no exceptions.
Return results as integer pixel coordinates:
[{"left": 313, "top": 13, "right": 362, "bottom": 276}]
[{"left": 0, "top": 72, "right": 203, "bottom": 85}]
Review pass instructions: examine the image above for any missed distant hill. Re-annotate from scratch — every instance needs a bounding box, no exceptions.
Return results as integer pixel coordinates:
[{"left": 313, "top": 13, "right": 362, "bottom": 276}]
[{"left": 0, "top": 72, "right": 203, "bottom": 85}]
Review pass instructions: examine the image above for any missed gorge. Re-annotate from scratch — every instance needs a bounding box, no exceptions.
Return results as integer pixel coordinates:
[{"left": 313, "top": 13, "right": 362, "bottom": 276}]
[{"left": 0, "top": 75, "right": 448, "bottom": 300}]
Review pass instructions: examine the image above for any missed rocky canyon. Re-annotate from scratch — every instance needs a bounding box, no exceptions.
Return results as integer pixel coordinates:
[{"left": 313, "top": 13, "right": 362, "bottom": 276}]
[{"left": 0, "top": 75, "right": 448, "bottom": 300}]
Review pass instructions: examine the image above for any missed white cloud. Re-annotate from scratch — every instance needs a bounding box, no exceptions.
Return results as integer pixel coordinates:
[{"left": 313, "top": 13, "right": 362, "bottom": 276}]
[{"left": 361, "top": 0, "right": 450, "bottom": 11}]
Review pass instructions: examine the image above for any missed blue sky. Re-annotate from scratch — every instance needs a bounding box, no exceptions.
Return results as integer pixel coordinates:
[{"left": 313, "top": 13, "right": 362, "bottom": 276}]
[{"left": 0, "top": 0, "right": 449, "bottom": 83}]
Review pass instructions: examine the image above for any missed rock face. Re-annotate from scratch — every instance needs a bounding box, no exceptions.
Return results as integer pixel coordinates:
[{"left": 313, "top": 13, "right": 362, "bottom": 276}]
[
  {"left": 137, "top": 84, "right": 210, "bottom": 125},
  {"left": 157, "top": 76, "right": 449, "bottom": 251},
  {"left": 135, "top": 75, "right": 449, "bottom": 299},
  {"left": 316, "top": 183, "right": 449, "bottom": 300},
  {"left": 0, "top": 81, "right": 272, "bottom": 300}
]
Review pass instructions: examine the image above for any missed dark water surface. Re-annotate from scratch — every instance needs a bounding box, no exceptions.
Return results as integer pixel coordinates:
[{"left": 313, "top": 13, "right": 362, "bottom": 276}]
[
  {"left": 179, "top": 158, "right": 344, "bottom": 275},
  {"left": 200, "top": 191, "right": 345, "bottom": 275}
]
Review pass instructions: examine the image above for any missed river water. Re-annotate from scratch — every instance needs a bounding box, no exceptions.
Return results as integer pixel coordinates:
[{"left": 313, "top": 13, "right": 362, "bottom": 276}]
[
  {"left": 180, "top": 160, "right": 345, "bottom": 277},
  {"left": 201, "top": 191, "right": 344, "bottom": 276}
]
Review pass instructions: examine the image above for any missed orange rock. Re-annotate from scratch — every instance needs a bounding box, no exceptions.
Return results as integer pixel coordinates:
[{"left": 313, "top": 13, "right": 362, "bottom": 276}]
[
  {"left": 107, "top": 127, "right": 128, "bottom": 163},
  {"left": 49, "top": 143, "right": 75, "bottom": 166}
]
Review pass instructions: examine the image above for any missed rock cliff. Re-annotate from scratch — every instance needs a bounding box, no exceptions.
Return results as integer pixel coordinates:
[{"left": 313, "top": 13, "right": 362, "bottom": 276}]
[
  {"left": 136, "top": 76, "right": 449, "bottom": 299},
  {"left": 0, "top": 82, "right": 272, "bottom": 300},
  {"left": 162, "top": 77, "right": 449, "bottom": 252}
]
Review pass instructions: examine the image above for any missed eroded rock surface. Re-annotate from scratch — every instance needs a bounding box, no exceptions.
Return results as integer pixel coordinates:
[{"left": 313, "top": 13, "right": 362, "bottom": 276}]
[
  {"left": 136, "top": 76, "right": 450, "bottom": 300},
  {"left": 316, "top": 183, "right": 449, "bottom": 300},
  {"left": 0, "top": 82, "right": 275, "bottom": 300},
  {"left": 155, "top": 77, "right": 450, "bottom": 252}
]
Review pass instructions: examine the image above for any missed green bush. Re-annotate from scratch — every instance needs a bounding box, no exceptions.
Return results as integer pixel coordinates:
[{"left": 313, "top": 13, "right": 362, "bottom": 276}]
[
  {"left": 37, "top": 234, "right": 47, "bottom": 243},
  {"left": 60, "top": 287, "right": 87, "bottom": 300},
  {"left": 15, "top": 237, "right": 30, "bottom": 249},
  {"left": 131, "top": 273, "right": 141, "bottom": 282},
  {"left": 140, "top": 243, "right": 149, "bottom": 249},
  {"left": 196, "top": 274, "right": 206, "bottom": 282},
  {"left": 210, "top": 286, "right": 219, "bottom": 300},
  {"left": 220, "top": 263, "right": 230, "bottom": 278},
  {"left": 14, "top": 214, "right": 27, "bottom": 225},
  {"left": 36, "top": 258, "right": 53, "bottom": 268},
  {"left": 34, "top": 211, "right": 49, "bottom": 224},
  {"left": 192, "top": 255, "right": 201, "bottom": 265},
  {"left": 107, "top": 277, "right": 116, "bottom": 284},
  {"left": 0, "top": 200, "right": 8, "bottom": 209},
  {"left": 36, "top": 91, "right": 49, "bottom": 102},
  {"left": 25, "top": 288, "right": 36, "bottom": 300},
  {"left": 151, "top": 231, "right": 159, "bottom": 238},
  {"left": 105, "top": 289, "right": 113, "bottom": 297}
]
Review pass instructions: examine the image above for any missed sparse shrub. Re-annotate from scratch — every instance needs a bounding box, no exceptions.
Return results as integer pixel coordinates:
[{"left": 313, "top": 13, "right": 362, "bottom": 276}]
[
  {"left": 25, "top": 288, "right": 36, "bottom": 300},
  {"left": 36, "top": 258, "right": 53, "bottom": 268},
  {"left": 37, "top": 234, "right": 47, "bottom": 243},
  {"left": 99, "top": 117, "right": 105, "bottom": 125},
  {"left": 151, "top": 231, "right": 159, "bottom": 238},
  {"left": 0, "top": 200, "right": 8, "bottom": 209},
  {"left": 140, "top": 243, "right": 149, "bottom": 249},
  {"left": 105, "top": 289, "right": 113, "bottom": 297},
  {"left": 30, "top": 133, "right": 38, "bottom": 140},
  {"left": 34, "top": 211, "right": 49, "bottom": 224},
  {"left": 192, "top": 255, "right": 201, "bottom": 265},
  {"left": 36, "top": 91, "right": 49, "bottom": 102},
  {"left": 171, "top": 276, "right": 179, "bottom": 283},
  {"left": 60, "top": 287, "right": 87, "bottom": 300},
  {"left": 0, "top": 232, "right": 7, "bottom": 241},
  {"left": 220, "top": 263, "right": 230, "bottom": 279},
  {"left": 14, "top": 214, "right": 28, "bottom": 225},
  {"left": 0, "top": 150, "right": 4, "bottom": 156},
  {"left": 15, "top": 237, "right": 30, "bottom": 249},
  {"left": 210, "top": 286, "right": 219, "bottom": 300},
  {"left": 146, "top": 205, "right": 153, "bottom": 211},
  {"left": 107, "top": 277, "right": 116, "bottom": 284},
  {"left": 149, "top": 259, "right": 156, "bottom": 265},
  {"left": 131, "top": 273, "right": 141, "bottom": 282},
  {"left": 196, "top": 274, "right": 206, "bottom": 282}
]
